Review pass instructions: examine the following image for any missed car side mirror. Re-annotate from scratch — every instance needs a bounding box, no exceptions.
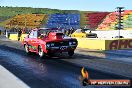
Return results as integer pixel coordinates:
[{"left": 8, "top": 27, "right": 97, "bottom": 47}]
[
  {"left": 38, "top": 34, "right": 46, "bottom": 39},
  {"left": 27, "top": 35, "right": 29, "bottom": 38}
]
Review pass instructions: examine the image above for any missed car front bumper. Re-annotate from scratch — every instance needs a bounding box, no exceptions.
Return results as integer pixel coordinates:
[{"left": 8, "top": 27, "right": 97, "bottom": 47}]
[{"left": 46, "top": 45, "right": 77, "bottom": 53}]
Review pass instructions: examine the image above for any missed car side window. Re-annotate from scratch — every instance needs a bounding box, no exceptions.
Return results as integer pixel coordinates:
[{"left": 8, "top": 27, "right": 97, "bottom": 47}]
[
  {"left": 29, "top": 31, "right": 34, "bottom": 38},
  {"left": 38, "top": 29, "right": 47, "bottom": 37},
  {"left": 33, "top": 31, "right": 37, "bottom": 38}
]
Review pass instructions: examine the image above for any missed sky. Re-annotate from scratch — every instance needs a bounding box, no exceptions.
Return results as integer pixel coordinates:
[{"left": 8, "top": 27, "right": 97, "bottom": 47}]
[{"left": 0, "top": 0, "right": 131, "bottom": 11}]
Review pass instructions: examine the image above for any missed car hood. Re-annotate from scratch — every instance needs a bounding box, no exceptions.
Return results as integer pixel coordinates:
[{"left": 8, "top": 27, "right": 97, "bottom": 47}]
[{"left": 41, "top": 37, "right": 77, "bottom": 43}]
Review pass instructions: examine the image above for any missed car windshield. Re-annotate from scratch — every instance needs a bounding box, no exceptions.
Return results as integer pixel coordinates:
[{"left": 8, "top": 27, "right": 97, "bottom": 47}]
[
  {"left": 38, "top": 28, "right": 57, "bottom": 35},
  {"left": 83, "top": 28, "right": 90, "bottom": 31},
  {"left": 74, "top": 29, "right": 91, "bottom": 33},
  {"left": 74, "top": 29, "right": 82, "bottom": 33}
]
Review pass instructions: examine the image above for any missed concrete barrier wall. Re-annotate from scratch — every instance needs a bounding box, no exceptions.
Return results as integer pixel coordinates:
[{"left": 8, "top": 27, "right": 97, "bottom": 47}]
[
  {"left": 106, "top": 38, "right": 132, "bottom": 50},
  {"left": 9, "top": 34, "right": 28, "bottom": 41},
  {"left": 9, "top": 34, "right": 18, "bottom": 40},
  {"left": 76, "top": 38, "right": 106, "bottom": 50},
  {"left": 9, "top": 34, "right": 132, "bottom": 50},
  {"left": 77, "top": 38, "right": 132, "bottom": 50}
]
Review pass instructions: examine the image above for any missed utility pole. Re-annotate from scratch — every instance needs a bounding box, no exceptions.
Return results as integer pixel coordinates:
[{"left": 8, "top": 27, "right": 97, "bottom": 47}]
[{"left": 116, "top": 7, "right": 124, "bottom": 38}]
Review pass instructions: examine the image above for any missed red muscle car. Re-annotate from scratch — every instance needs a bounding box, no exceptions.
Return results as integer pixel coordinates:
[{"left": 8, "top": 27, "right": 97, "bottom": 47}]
[{"left": 22, "top": 28, "right": 78, "bottom": 57}]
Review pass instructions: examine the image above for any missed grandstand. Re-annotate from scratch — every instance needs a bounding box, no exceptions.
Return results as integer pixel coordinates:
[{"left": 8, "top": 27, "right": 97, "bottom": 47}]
[
  {"left": 85, "top": 12, "right": 110, "bottom": 30},
  {"left": 97, "top": 12, "right": 117, "bottom": 30},
  {"left": 80, "top": 12, "right": 93, "bottom": 28},
  {"left": 123, "top": 10, "right": 132, "bottom": 29},
  {"left": 46, "top": 14, "right": 80, "bottom": 29},
  {"left": 4, "top": 14, "right": 48, "bottom": 29},
  {"left": 1, "top": 7, "right": 132, "bottom": 31},
  {"left": 97, "top": 10, "right": 132, "bottom": 30}
]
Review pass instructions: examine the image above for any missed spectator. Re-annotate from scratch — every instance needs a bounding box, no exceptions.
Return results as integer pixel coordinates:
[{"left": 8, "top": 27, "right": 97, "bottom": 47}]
[
  {"left": 5, "top": 30, "right": 8, "bottom": 38},
  {"left": 0, "top": 30, "right": 1, "bottom": 35},
  {"left": 4, "top": 30, "right": 6, "bottom": 35},
  {"left": 65, "top": 29, "right": 69, "bottom": 36},
  {"left": 69, "top": 27, "right": 74, "bottom": 37},
  {"left": 22, "top": 28, "right": 26, "bottom": 34},
  {"left": 68, "top": 29, "right": 70, "bottom": 36},
  {"left": 18, "top": 28, "right": 22, "bottom": 41}
]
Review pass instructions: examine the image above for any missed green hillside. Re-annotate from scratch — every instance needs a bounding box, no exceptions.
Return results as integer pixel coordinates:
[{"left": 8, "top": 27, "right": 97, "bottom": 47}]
[{"left": 0, "top": 6, "right": 79, "bottom": 17}]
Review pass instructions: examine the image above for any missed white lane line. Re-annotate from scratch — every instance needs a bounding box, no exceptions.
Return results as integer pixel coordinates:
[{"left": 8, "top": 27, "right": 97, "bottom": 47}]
[
  {"left": 0, "top": 65, "right": 30, "bottom": 88},
  {"left": 106, "top": 50, "right": 132, "bottom": 56}
]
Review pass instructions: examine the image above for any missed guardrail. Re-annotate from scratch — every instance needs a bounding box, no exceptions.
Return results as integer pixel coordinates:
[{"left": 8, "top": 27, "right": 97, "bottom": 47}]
[
  {"left": 76, "top": 38, "right": 132, "bottom": 50},
  {"left": 9, "top": 34, "right": 28, "bottom": 41}
]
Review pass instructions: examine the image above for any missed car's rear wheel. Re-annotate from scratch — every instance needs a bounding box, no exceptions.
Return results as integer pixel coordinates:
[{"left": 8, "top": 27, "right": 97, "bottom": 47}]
[
  {"left": 24, "top": 44, "right": 31, "bottom": 54},
  {"left": 38, "top": 46, "right": 45, "bottom": 58},
  {"left": 68, "top": 50, "right": 74, "bottom": 56}
]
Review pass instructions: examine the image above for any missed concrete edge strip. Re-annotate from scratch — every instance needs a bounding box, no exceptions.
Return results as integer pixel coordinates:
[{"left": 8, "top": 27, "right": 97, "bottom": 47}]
[{"left": 0, "top": 65, "right": 30, "bottom": 88}]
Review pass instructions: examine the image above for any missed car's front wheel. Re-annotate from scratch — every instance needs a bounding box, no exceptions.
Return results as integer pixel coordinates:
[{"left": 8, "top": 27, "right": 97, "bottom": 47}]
[
  {"left": 38, "top": 46, "right": 45, "bottom": 58},
  {"left": 68, "top": 50, "right": 74, "bottom": 56},
  {"left": 24, "top": 44, "right": 31, "bottom": 54}
]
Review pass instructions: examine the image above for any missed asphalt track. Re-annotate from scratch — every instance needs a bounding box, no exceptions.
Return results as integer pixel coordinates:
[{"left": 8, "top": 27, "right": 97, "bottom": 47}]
[{"left": 0, "top": 39, "right": 131, "bottom": 88}]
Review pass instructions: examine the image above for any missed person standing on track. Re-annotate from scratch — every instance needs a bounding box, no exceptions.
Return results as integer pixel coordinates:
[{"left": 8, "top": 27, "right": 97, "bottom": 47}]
[
  {"left": 0, "top": 30, "right": 1, "bottom": 35},
  {"left": 18, "top": 28, "right": 22, "bottom": 41}
]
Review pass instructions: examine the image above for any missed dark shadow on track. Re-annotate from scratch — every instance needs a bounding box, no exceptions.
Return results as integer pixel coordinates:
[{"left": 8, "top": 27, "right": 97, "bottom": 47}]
[{"left": 0, "top": 45, "right": 105, "bottom": 60}]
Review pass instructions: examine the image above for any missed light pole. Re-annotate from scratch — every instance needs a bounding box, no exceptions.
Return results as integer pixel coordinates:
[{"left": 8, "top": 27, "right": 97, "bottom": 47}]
[{"left": 116, "top": 7, "right": 124, "bottom": 38}]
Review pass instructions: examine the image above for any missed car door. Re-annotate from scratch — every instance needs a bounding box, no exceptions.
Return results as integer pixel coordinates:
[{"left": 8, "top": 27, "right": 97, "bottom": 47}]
[
  {"left": 31, "top": 30, "right": 39, "bottom": 51},
  {"left": 28, "top": 30, "right": 35, "bottom": 50},
  {"left": 72, "top": 29, "right": 86, "bottom": 38}
]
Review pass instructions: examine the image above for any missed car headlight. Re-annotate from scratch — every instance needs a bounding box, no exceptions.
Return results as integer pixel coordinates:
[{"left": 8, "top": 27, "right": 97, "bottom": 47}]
[
  {"left": 69, "top": 41, "right": 77, "bottom": 45},
  {"left": 46, "top": 44, "right": 50, "bottom": 47},
  {"left": 69, "top": 42, "right": 72, "bottom": 45},
  {"left": 51, "top": 43, "right": 54, "bottom": 46},
  {"left": 73, "top": 42, "right": 76, "bottom": 44}
]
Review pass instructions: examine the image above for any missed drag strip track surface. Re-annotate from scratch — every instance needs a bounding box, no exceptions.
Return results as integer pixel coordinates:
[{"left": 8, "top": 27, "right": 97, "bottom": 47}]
[{"left": 0, "top": 45, "right": 131, "bottom": 88}]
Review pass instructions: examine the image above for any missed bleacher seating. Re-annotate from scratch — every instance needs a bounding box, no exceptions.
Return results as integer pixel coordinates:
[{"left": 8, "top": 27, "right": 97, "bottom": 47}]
[
  {"left": 97, "top": 10, "right": 132, "bottom": 30},
  {"left": 123, "top": 15, "right": 132, "bottom": 28},
  {"left": 5, "top": 14, "right": 48, "bottom": 28},
  {"left": 86, "top": 12, "right": 109, "bottom": 29},
  {"left": 97, "top": 12, "right": 117, "bottom": 30},
  {"left": 80, "top": 12, "right": 90, "bottom": 28},
  {"left": 46, "top": 14, "right": 80, "bottom": 29},
  {"left": 4, "top": 10, "right": 132, "bottom": 30}
]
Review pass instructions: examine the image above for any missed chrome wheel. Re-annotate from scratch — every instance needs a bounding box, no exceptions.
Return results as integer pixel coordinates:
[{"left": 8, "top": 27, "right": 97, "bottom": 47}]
[
  {"left": 25, "top": 45, "right": 30, "bottom": 54},
  {"left": 68, "top": 51, "right": 74, "bottom": 56},
  {"left": 38, "top": 46, "right": 44, "bottom": 58}
]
